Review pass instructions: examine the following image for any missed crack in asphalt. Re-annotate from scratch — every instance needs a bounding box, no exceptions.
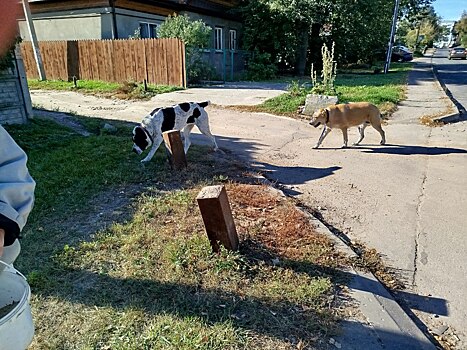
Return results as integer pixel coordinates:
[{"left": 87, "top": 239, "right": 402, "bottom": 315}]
[
  {"left": 261, "top": 129, "right": 308, "bottom": 158},
  {"left": 411, "top": 128, "right": 433, "bottom": 289}
]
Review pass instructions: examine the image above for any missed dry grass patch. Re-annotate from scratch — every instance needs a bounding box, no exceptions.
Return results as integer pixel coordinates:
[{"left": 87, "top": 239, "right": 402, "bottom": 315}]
[{"left": 28, "top": 183, "right": 343, "bottom": 349}]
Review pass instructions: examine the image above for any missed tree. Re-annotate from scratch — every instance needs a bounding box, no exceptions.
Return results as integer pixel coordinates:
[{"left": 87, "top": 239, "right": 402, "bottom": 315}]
[
  {"left": 157, "top": 15, "right": 214, "bottom": 83},
  {"left": 239, "top": 0, "right": 436, "bottom": 76},
  {"left": 399, "top": 5, "right": 442, "bottom": 51},
  {"left": 157, "top": 14, "right": 211, "bottom": 48},
  {"left": 454, "top": 12, "right": 467, "bottom": 46}
]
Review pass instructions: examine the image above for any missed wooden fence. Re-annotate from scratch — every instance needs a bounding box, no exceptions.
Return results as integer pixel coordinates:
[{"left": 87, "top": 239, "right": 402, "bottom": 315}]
[{"left": 20, "top": 38, "right": 186, "bottom": 87}]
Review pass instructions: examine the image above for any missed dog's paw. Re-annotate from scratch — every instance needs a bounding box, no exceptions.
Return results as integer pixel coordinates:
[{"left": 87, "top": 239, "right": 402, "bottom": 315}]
[{"left": 312, "top": 145, "right": 320, "bottom": 149}]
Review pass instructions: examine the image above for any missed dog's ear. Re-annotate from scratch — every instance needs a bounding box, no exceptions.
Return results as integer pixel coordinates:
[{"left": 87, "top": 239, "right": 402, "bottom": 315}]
[{"left": 132, "top": 126, "right": 150, "bottom": 150}]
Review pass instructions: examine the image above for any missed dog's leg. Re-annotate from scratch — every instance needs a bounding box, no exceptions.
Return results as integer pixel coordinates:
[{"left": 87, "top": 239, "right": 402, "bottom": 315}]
[
  {"left": 182, "top": 124, "right": 195, "bottom": 154},
  {"left": 313, "top": 126, "right": 331, "bottom": 149},
  {"left": 141, "top": 135, "right": 163, "bottom": 163},
  {"left": 354, "top": 123, "right": 368, "bottom": 145},
  {"left": 196, "top": 113, "right": 219, "bottom": 151},
  {"left": 341, "top": 128, "right": 349, "bottom": 148},
  {"left": 372, "top": 124, "right": 386, "bottom": 145}
]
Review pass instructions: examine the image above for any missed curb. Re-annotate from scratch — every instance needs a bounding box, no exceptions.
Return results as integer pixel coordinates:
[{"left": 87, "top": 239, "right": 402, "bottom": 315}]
[
  {"left": 306, "top": 213, "right": 436, "bottom": 350},
  {"left": 428, "top": 52, "right": 466, "bottom": 123},
  {"left": 252, "top": 174, "right": 436, "bottom": 349}
]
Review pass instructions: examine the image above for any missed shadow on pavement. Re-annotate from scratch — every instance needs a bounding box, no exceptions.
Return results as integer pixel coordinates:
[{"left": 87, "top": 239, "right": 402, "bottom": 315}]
[
  {"left": 360, "top": 144, "right": 467, "bottom": 156},
  {"left": 336, "top": 320, "right": 434, "bottom": 350},
  {"left": 253, "top": 163, "right": 342, "bottom": 185}
]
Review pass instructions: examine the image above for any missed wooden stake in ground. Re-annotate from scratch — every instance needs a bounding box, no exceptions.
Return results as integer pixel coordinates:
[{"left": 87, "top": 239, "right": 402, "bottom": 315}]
[
  {"left": 162, "top": 130, "right": 187, "bottom": 170},
  {"left": 196, "top": 185, "right": 239, "bottom": 253}
]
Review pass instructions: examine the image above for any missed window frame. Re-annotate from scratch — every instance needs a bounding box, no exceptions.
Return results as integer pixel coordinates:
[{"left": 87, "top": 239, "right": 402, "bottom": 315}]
[
  {"left": 229, "top": 29, "right": 237, "bottom": 51},
  {"left": 214, "top": 27, "right": 223, "bottom": 51},
  {"left": 139, "top": 22, "right": 158, "bottom": 39}
]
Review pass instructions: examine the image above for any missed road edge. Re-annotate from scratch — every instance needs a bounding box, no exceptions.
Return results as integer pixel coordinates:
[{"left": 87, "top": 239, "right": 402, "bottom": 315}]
[{"left": 429, "top": 50, "right": 466, "bottom": 123}]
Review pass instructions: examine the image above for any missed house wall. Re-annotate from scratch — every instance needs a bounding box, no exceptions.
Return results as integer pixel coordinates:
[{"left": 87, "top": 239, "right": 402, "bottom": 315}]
[
  {"left": 19, "top": 9, "right": 106, "bottom": 41},
  {"left": 20, "top": 3, "right": 242, "bottom": 45},
  {"left": 113, "top": 8, "right": 167, "bottom": 39},
  {"left": 183, "top": 12, "right": 242, "bottom": 49}
]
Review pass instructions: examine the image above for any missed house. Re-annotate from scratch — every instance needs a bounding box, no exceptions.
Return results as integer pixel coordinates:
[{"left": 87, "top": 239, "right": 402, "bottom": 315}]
[{"left": 18, "top": 0, "right": 242, "bottom": 52}]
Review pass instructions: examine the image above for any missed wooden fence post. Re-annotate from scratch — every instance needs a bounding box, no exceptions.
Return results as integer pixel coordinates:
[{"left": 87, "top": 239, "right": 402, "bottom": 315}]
[
  {"left": 196, "top": 185, "right": 239, "bottom": 253},
  {"left": 66, "top": 40, "right": 79, "bottom": 81},
  {"left": 162, "top": 130, "right": 187, "bottom": 170}
]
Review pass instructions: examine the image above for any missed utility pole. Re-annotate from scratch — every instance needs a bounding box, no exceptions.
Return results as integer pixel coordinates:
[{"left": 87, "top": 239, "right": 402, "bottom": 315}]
[
  {"left": 22, "top": 0, "right": 46, "bottom": 80},
  {"left": 384, "top": 0, "right": 401, "bottom": 74}
]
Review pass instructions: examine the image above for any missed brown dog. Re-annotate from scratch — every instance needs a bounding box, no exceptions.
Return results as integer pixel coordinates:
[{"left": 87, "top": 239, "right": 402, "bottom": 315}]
[{"left": 309, "top": 102, "right": 386, "bottom": 148}]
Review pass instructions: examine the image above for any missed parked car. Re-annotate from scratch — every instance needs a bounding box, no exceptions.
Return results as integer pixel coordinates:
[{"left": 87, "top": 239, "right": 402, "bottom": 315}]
[
  {"left": 391, "top": 46, "right": 413, "bottom": 62},
  {"left": 394, "top": 45, "right": 412, "bottom": 52},
  {"left": 448, "top": 47, "right": 467, "bottom": 60}
]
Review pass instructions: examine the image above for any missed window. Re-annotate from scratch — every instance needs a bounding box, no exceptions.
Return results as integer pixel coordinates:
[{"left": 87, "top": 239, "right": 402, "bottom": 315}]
[
  {"left": 214, "top": 27, "right": 223, "bottom": 50},
  {"left": 139, "top": 22, "right": 158, "bottom": 38},
  {"left": 229, "top": 30, "right": 237, "bottom": 51}
]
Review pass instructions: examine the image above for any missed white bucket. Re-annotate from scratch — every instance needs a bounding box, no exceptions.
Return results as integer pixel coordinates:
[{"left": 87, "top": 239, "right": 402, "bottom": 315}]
[{"left": 0, "top": 261, "right": 34, "bottom": 350}]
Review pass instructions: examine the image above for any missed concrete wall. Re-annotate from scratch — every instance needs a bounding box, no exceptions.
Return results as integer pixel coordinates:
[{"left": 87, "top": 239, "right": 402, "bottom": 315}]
[
  {"left": 0, "top": 52, "right": 32, "bottom": 125},
  {"left": 19, "top": 9, "right": 104, "bottom": 41}
]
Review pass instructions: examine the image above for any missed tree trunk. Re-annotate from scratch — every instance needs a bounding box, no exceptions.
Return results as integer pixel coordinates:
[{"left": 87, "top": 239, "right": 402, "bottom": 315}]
[
  {"left": 308, "top": 23, "right": 322, "bottom": 71},
  {"left": 295, "top": 23, "right": 309, "bottom": 76}
]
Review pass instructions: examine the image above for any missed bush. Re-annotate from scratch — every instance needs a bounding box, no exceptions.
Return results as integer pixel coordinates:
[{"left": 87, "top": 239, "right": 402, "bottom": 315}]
[
  {"left": 246, "top": 50, "right": 277, "bottom": 81},
  {"left": 187, "top": 49, "right": 219, "bottom": 83},
  {"left": 157, "top": 15, "right": 214, "bottom": 84}
]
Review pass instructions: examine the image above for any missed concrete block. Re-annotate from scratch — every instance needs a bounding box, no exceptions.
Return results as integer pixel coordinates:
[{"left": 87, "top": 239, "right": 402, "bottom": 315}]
[{"left": 302, "top": 94, "right": 338, "bottom": 116}]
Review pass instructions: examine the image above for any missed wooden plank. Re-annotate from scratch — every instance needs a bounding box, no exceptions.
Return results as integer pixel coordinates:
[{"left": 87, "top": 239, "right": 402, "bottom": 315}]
[
  {"left": 67, "top": 41, "right": 79, "bottom": 79},
  {"left": 196, "top": 185, "right": 239, "bottom": 253}
]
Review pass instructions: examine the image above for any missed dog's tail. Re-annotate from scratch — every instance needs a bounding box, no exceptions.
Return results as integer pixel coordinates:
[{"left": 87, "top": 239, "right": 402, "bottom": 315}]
[{"left": 198, "top": 101, "right": 211, "bottom": 108}]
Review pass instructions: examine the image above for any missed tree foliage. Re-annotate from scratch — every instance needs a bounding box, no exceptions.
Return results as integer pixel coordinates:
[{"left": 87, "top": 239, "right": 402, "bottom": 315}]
[
  {"left": 454, "top": 12, "right": 467, "bottom": 47},
  {"left": 397, "top": 5, "right": 443, "bottom": 50},
  {"left": 157, "top": 15, "right": 215, "bottom": 83},
  {"left": 239, "top": 0, "right": 435, "bottom": 72},
  {"left": 157, "top": 14, "right": 212, "bottom": 48}
]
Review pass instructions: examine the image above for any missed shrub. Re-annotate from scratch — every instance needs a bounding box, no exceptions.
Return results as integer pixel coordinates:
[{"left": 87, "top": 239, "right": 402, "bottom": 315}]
[
  {"left": 157, "top": 15, "right": 213, "bottom": 84},
  {"left": 246, "top": 50, "right": 277, "bottom": 81}
]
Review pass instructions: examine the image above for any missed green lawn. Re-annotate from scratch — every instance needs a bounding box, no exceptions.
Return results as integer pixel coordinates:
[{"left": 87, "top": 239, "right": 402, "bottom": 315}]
[
  {"left": 257, "top": 63, "right": 412, "bottom": 118},
  {"left": 28, "top": 79, "right": 184, "bottom": 99},
  {"left": 5, "top": 117, "right": 347, "bottom": 349}
]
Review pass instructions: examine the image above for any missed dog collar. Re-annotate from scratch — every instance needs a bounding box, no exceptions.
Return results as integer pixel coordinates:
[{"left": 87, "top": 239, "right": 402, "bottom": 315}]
[{"left": 325, "top": 109, "right": 330, "bottom": 124}]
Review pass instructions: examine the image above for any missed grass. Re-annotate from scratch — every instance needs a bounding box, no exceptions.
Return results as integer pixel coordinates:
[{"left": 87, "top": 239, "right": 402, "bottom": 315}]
[
  {"left": 243, "top": 63, "right": 413, "bottom": 118},
  {"left": 27, "top": 79, "right": 184, "bottom": 100},
  {"left": 5, "top": 116, "right": 348, "bottom": 349}
]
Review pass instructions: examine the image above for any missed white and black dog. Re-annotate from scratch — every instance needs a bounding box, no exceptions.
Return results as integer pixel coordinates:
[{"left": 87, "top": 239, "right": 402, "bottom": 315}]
[{"left": 132, "top": 101, "right": 218, "bottom": 163}]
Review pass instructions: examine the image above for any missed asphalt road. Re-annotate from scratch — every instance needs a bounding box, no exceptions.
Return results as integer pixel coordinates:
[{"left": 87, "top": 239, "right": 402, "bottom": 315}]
[{"left": 432, "top": 48, "right": 467, "bottom": 113}]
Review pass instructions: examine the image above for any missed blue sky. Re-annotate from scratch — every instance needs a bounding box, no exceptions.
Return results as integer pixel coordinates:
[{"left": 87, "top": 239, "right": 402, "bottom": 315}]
[{"left": 432, "top": 0, "right": 466, "bottom": 21}]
